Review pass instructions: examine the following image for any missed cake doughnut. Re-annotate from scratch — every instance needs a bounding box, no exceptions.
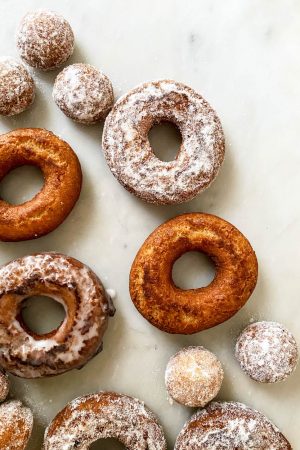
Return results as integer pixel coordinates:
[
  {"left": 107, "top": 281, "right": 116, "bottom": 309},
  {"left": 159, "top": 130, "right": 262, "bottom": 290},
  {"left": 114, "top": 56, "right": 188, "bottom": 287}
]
[
  {"left": 130, "top": 213, "right": 258, "bottom": 334},
  {"left": 0, "top": 252, "right": 115, "bottom": 378},
  {"left": 0, "top": 368, "right": 9, "bottom": 402},
  {"left": 0, "top": 57, "right": 35, "bottom": 116},
  {"left": 102, "top": 80, "right": 225, "bottom": 205},
  {"left": 53, "top": 63, "right": 114, "bottom": 124},
  {"left": 175, "top": 402, "right": 291, "bottom": 449},
  {"left": 0, "top": 400, "right": 33, "bottom": 450},
  {"left": 235, "top": 321, "right": 299, "bottom": 383},
  {"left": 16, "top": 10, "right": 74, "bottom": 71},
  {"left": 43, "top": 391, "right": 167, "bottom": 449},
  {"left": 0, "top": 128, "right": 82, "bottom": 241},
  {"left": 165, "top": 346, "right": 223, "bottom": 407}
]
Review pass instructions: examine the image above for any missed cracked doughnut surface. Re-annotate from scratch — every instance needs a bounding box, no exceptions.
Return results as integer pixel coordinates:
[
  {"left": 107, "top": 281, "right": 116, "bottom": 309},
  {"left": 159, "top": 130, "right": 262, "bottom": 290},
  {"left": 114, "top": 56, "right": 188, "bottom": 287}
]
[{"left": 0, "top": 252, "right": 115, "bottom": 378}]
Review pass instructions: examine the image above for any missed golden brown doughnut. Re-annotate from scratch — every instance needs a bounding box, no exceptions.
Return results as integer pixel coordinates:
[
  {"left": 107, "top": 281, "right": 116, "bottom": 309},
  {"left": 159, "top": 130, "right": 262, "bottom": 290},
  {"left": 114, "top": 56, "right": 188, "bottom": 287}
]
[
  {"left": 174, "top": 402, "right": 291, "bottom": 449},
  {"left": 0, "top": 252, "right": 115, "bottom": 378},
  {"left": 43, "top": 392, "right": 167, "bottom": 449},
  {"left": 0, "top": 400, "right": 33, "bottom": 450},
  {"left": 0, "top": 128, "right": 82, "bottom": 241},
  {"left": 130, "top": 213, "right": 258, "bottom": 334}
]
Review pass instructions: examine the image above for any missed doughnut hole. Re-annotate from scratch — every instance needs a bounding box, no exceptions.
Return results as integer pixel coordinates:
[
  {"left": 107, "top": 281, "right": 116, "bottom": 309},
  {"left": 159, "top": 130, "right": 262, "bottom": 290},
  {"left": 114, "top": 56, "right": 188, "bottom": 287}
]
[
  {"left": 165, "top": 346, "right": 224, "bottom": 407},
  {"left": 172, "top": 251, "right": 216, "bottom": 289},
  {"left": 20, "top": 295, "right": 66, "bottom": 336},
  {"left": 90, "top": 438, "right": 125, "bottom": 449},
  {"left": 148, "top": 121, "right": 182, "bottom": 162},
  {"left": 0, "top": 166, "right": 44, "bottom": 205}
]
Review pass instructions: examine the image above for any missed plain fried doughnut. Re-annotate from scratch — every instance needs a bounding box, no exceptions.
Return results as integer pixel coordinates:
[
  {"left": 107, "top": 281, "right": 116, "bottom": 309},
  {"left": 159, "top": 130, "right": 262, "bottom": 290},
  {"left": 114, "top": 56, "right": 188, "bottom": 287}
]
[
  {"left": 130, "top": 213, "right": 258, "bottom": 334},
  {"left": 0, "top": 128, "right": 82, "bottom": 241}
]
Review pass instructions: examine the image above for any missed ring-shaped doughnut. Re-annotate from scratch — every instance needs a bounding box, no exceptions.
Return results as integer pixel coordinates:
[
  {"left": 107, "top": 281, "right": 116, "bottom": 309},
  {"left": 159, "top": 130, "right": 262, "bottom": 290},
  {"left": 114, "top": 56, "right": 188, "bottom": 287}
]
[
  {"left": 130, "top": 213, "right": 258, "bottom": 334},
  {"left": 0, "top": 128, "right": 82, "bottom": 241},
  {"left": 174, "top": 402, "right": 291, "bottom": 449},
  {"left": 103, "top": 80, "right": 225, "bottom": 205},
  {"left": 43, "top": 392, "right": 167, "bottom": 449},
  {"left": 0, "top": 252, "right": 115, "bottom": 378}
]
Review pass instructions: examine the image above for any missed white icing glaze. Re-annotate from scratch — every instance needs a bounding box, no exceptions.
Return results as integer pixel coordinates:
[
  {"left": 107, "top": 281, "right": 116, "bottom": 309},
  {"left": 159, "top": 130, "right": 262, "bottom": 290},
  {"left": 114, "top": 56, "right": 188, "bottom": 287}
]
[
  {"left": 0, "top": 57, "right": 35, "bottom": 116},
  {"left": 43, "top": 392, "right": 167, "bottom": 450},
  {"left": 0, "top": 253, "right": 115, "bottom": 378},
  {"left": 235, "top": 321, "right": 298, "bottom": 383},
  {"left": 175, "top": 402, "right": 291, "bottom": 449},
  {"left": 103, "top": 80, "right": 225, "bottom": 204}
]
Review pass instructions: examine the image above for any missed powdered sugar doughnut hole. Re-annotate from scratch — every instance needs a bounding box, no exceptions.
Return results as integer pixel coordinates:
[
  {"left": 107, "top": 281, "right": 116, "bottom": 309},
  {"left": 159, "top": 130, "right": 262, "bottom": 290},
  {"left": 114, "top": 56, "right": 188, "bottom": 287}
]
[
  {"left": 53, "top": 63, "right": 114, "bottom": 124},
  {"left": 165, "top": 346, "right": 224, "bottom": 407},
  {"left": 16, "top": 10, "right": 74, "bottom": 71},
  {"left": 0, "top": 57, "right": 34, "bottom": 116},
  {"left": 235, "top": 321, "right": 298, "bottom": 383}
]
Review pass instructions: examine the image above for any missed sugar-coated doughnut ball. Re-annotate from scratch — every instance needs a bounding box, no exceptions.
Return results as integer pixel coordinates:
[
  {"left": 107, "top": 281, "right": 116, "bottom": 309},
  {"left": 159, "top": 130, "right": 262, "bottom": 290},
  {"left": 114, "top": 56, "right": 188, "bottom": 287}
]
[
  {"left": 0, "top": 57, "right": 35, "bottom": 116},
  {"left": 0, "top": 369, "right": 9, "bottom": 402},
  {"left": 16, "top": 10, "right": 74, "bottom": 71},
  {"left": 235, "top": 321, "right": 298, "bottom": 383},
  {"left": 53, "top": 63, "right": 114, "bottom": 124},
  {"left": 165, "top": 346, "right": 224, "bottom": 407}
]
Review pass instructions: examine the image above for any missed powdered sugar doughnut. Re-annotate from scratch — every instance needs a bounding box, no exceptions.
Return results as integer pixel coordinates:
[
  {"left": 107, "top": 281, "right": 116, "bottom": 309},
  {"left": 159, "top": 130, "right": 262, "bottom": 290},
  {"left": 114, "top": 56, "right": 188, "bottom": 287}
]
[
  {"left": 0, "top": 400, "right": 33, "bottom": 450},
  {"left": 165, "top": 346, "right": 223, "bottom": 407},
  {"left": 0, "top": 252, "right": 115, "bottom": 378},
  {"left": 0, "top": 368, "right": 9, "bottom": 402},
  {"left": 103, "top": 80, "right": 225, "bottom": 205},
  {"left": 53, "top": 63, "right": 114, "bottom": 124},
  {"left": 235, "top": 321, "right": 298, "bottom": 383},
  {"left": 0, "top": 57, "right": 34, "bottom": 116},
  {"left": 175, "top": 402, "right": 291, "bottom": 449},
  {"left": 16, "top": 10, "right": 74, "bottom": 71},
  {"left": 43, "top": 391, "right": 167, "bottom": 449}
]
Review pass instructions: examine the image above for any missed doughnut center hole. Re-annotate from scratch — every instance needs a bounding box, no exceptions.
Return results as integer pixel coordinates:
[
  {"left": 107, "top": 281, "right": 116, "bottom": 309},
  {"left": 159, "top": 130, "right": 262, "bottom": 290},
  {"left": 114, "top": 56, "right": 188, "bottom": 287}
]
[
  {"left": 20, "top": 296, "right": 65, "bottom": 335},
  {"left": 90, "top": 438, "right": 125, "bottom": 450},
  {"left": 0, "top": 165, "right": 44, "bottom": 205},
  {"left": 172, "top": 251, "right": 216, "bottom": 289},
  {"left": 148, "top": 121, "right": 182, "bottom": 162}
]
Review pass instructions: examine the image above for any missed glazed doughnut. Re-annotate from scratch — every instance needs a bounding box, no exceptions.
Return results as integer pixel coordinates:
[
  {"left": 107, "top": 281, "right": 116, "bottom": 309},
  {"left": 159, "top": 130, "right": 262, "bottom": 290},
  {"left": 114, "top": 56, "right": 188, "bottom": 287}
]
[
  {"left": 235, "top": 321, "right": 299, "bottom": 383},
  {"left": 103, "top": 80, "right": 225, "bottom": 205},
  {"left": 0, "top": 400, "right": 33, "bottom": 450},
  {"left": 165, "top": 346, "right": 223, "bottom": 407},
  {"left": 43, "top": 391, "right": 167, "bottom": 449},
  {"left": 130, "top": 213, "right": 258, "bottom": 334},
  {"left": 16, "top": 10, "right": 74, "bottom": 71},
  {"left": 0, "top": 252, "right": 115, "bottom": 378},
  {"left": 0, "top": 57, "right": 35, "bottom": 116},
  {"left": 0, "top": 128, "right": 82, "bottom": 241},
  {"left": 174, "top": 402, "right": 291, "bottom": 449},
  {"left": 0, "top": 368, "right": 9, "bottom": 402}
]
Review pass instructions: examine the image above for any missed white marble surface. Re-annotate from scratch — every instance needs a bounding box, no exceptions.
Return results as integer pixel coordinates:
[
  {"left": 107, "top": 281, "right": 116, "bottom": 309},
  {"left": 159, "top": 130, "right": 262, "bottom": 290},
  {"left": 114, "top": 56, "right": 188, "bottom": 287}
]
[{"left": 0, "top": 0, "right": 299, "bottom": 448}]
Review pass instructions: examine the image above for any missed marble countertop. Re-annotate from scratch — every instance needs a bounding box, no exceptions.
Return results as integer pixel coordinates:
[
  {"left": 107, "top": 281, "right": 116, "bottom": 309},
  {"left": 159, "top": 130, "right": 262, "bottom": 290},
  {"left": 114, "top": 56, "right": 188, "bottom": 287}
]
[{"left": 0, "top": 0, "right": 299, "bottom": 448}]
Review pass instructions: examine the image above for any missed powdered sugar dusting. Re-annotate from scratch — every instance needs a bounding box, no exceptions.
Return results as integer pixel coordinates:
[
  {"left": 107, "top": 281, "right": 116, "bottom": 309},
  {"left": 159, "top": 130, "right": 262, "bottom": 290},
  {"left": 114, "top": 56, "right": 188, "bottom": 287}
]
[
  {"left": 16, "top": 10, "right": 74, "bottom": 71},
  {"left": 0, "top": 400, "right": 33, "bottom": 449},
  {"left": 53, "top": 63, "right": 114, "bottom": 124},
  {"left": 103, "top": 80, "right": 225, "bottom": 204},
  {"left": 43, "top": 392, "right": 167, "bottom": 449},
  {"left": 235, "top": 321, "right": 298, "bottom": 383},
  {"left": 165, "top": 346, "right": 223, "bottom": 407},
  {"left": 0, "top": 253, "right": 115, "bottom": 378},
  {"left": 0, "top": 57, "right": 35, "bottom": 116},
  {"left": 0, "top": 369, "right": 9, "bottom": 402},
  {"left": 175, "top": 402, "right": 291, "bottom": 449}
]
